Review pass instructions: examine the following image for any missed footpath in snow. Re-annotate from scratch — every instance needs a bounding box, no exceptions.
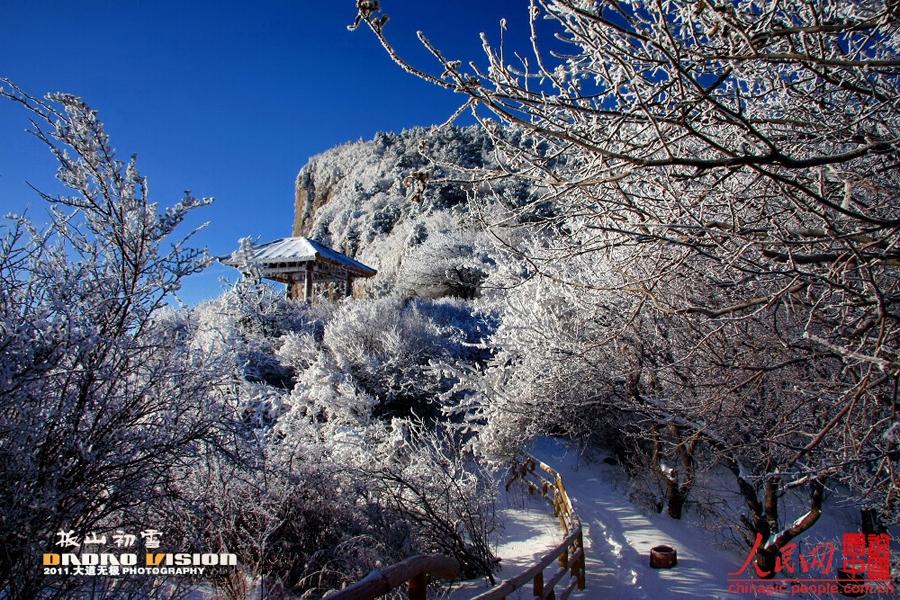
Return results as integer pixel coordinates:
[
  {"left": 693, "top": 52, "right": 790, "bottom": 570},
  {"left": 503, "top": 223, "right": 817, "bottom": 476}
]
[{"left": 451, "top": 438, "right": 898, "bottom": 600}]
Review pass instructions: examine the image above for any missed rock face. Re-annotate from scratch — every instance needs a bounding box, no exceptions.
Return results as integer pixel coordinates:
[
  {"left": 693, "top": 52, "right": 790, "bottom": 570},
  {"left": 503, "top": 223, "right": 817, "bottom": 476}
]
[
  {"left": 291, "top": 126, "right": 508, "bottom": 294},
  {"left": 293, "top": 168, "right": 340, "bottom": 240}
]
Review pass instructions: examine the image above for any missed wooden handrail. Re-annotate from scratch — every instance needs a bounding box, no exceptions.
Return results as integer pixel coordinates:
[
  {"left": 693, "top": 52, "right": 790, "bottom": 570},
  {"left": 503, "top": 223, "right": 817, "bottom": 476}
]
[
  {"left": 325, "top": 554, "right": 459, "bottom": 600},
  {"left": 469, "top": 526, "right": 582, "bottom": 599},
  {"left": 471, "top": 454, "right": 586, "bottom": 600}
]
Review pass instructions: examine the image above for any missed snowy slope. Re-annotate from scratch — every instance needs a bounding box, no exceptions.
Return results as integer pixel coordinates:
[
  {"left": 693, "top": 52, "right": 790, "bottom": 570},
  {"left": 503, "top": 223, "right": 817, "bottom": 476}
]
[{"left": 291, "top": 126, "right": 536, "bottom": 296}]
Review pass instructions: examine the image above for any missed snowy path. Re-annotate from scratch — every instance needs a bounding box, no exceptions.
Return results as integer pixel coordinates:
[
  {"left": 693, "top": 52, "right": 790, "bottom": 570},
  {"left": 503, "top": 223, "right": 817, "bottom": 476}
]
[
  {"left": 447, "top": 492, "right": 561, "bottom": 599},
  {"left": 529, "top": 438, "right": 749, "bottom": 599},
  {"left": 449, "top": 438, "right": 886, "bottom": 599}
]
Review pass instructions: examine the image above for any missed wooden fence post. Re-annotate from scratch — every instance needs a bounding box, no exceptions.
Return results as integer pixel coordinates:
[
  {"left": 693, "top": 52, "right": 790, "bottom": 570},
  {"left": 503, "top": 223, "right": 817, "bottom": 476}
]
[
  {"left": 408, "top": 572, "right": 427, "bottom": 600},
  {"left": 576, "top": 530, "right": 586, "bottom": 590}
]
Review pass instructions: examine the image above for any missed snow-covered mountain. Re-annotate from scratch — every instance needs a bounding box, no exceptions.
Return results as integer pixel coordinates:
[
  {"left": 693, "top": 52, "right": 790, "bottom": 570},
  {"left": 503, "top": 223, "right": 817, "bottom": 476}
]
[{"left": 292, "top": 125, "right": 529, "bottom": 296}]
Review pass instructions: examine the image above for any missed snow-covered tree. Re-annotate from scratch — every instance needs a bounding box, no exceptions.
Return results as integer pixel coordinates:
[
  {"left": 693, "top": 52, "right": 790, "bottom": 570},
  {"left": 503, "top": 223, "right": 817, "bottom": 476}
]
[
  {"left": 365, "top": 420, "right": 499, "bottom": 582},
  {"left": 0, "top": 83, "right": 238, "bottom": 599},
  {"left": 398, "top": 229, "right": 497, "bottom": 299}
]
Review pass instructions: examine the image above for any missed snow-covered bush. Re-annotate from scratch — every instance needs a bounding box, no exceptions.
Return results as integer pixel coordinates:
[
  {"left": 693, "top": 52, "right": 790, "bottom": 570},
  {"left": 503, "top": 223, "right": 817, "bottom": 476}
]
[
  {"left": 319, "top": 295, "right": 492, "bottom": 419},
  {"left": 192, "top": 275, "right": 332, "bottom": 390},
  {"left": 366, "top": 421, "right": 499, "bottom": 582},
  {"left": 448, "top": 271, "right": 630, "bottom": 460},
  {"left": 398, "top": 229, "right": 497, "bottom": 300},
  {"left": 171, "top": 281, "right": 501, "bottom": 593},
  {"left": 175, "top": 445, "right": 415, "bottom": 599}
]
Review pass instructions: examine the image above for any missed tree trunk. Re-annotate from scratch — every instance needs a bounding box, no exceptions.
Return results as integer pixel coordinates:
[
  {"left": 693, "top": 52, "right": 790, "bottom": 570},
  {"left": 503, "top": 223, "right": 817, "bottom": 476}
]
[
  {"left": 732, "top": 464, "right": 825, "bottom": 578},
  {"left": 653, "top": 423, "right": 696, "bottom": 520},
  {"left": 665, "top": 482, "right": 688, "bottom": 519}
]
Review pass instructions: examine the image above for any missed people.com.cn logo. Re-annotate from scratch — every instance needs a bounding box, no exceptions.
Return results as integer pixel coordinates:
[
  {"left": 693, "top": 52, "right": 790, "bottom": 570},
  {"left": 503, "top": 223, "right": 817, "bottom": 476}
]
[{"left": 728, "top": 533, "right": 895, "bottom": 597}]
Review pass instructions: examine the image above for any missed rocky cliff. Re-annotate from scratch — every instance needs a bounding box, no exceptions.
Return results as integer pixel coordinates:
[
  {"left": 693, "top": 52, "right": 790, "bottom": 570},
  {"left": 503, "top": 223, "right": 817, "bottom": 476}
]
[{"left": 292, "top": 126, "right": 508, "bottom": 294}]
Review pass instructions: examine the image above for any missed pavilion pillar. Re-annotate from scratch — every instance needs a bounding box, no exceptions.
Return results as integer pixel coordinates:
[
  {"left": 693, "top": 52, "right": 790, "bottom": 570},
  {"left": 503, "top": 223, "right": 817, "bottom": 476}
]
[
  {"left": 304, "top": 262, "right": 314, "bottom": 303},
  {"left": 344, "top": 276, "right": 353, "bottom": 299}
]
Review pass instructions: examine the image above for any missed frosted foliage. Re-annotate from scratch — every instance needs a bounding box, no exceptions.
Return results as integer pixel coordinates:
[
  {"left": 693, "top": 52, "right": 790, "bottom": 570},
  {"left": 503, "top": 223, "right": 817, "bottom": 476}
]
[
  {"left": 448, "top": 263, "right": 637, "bottom": 461},
  {"left": 398, "top": 229, "right": 499, "bottom": 299},
  {"left": 148, "top": 286, "right": 500, "bottom": 595},
  {"left": 184, "top": 284, "right": 500, "bottom": 590},
  {"left": 365, "top": 422, "right": 499, "bottom": 580},
  {"left": 190, "top": 278, "right": 313, "bottom": 387},
  {"left": 276, "top": 330, "right": 320, "bottom": 371},
  {"left": 188, "top": 283, "right": 495, "bottom": 438},
  {"left": 0, "top": 83, "right": 502, "bottom": 598},
  {"left": 0, "top": 84, "right": 233, "bottom": 600},
  {"left": 319, "top": 295, "right": 487, "bottom": 417},
  {"left": 287, "top": 353, "right": 378, "bottom": 426}
]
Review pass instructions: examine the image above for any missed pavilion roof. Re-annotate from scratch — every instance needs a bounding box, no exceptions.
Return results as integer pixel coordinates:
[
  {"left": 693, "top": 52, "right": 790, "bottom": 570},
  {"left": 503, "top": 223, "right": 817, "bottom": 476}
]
[{"left": 221, "top": 237, "right": 377, "bottom": 278}]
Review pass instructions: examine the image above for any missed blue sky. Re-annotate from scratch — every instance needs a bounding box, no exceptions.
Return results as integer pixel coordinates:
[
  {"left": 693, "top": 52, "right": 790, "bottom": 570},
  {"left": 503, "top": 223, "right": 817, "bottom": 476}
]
[{"left": 0, "top": 0, "right": 529, "bottom": 304}]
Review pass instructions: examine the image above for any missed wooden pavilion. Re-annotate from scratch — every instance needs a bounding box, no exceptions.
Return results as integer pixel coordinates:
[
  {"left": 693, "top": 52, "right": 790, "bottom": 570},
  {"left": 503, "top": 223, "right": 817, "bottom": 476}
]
[{"left": 221, "top": 237, "right": 377, "bottom": 302}]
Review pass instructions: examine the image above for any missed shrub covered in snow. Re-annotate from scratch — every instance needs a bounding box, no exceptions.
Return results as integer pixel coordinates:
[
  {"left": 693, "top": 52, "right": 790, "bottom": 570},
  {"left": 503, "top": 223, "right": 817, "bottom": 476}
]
[
  {"left": 176, "top": 283, "right": 503, "bottom": 594},
  {"left": 0, "top": 86, "right": 239, "bottom": 600}
]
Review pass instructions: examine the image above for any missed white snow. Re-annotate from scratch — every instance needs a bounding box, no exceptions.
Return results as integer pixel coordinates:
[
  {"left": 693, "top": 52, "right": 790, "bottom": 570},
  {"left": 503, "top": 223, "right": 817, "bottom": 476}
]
[{"left": 447, "top": 494, "right": 562, "bottom": 599}]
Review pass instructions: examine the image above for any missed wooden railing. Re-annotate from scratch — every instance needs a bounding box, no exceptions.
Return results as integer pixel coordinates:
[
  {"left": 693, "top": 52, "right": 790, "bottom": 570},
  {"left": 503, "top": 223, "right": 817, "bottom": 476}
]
[
  {"left": 467, "top": 455, "right": 586, "bottom": 600},
  {"left": 324, "top": 554, "right": 459, "bottom": 600},
  {"left": 327, "top": 454, "right": 586, "bottom": 600}
]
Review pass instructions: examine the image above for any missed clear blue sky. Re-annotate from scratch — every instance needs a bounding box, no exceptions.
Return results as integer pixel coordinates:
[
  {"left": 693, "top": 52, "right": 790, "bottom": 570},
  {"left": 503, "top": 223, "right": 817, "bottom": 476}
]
[{"left": 0, "top": 0, "right": 529, "bottom": 304}]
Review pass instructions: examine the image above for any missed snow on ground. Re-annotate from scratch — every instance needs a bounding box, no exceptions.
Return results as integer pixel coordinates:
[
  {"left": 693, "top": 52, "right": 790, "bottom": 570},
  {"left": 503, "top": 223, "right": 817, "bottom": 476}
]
[
  {"left": 534, "top": 437, "right": 749, "bottom": 599},
  {"left": 448, "top": 438, "right": 899, "bottom": 600},
  {"left": 187, "top": 436, "right": 898, "bottom": 600}
]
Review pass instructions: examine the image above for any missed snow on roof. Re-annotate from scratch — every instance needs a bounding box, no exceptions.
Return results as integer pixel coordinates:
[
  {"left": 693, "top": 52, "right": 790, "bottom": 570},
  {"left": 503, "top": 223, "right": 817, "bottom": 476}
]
[{"left": 221, "top": 237, "right": 377, "bottom": 277}]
